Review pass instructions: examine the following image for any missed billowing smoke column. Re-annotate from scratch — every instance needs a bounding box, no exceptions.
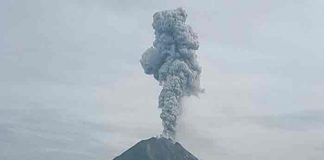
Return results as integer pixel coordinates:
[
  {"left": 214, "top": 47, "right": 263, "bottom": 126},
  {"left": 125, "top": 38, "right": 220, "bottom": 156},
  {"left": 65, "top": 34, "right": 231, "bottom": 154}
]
[{"left": 140, "top": 8, "right": 202, "bottom": 141}]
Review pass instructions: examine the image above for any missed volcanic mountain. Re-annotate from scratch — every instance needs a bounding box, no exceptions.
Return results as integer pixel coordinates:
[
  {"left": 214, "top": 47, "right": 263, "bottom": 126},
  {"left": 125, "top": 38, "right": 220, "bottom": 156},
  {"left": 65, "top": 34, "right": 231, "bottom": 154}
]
[{"left": 113, "top": 137, "right": 199, "bottom": 160}]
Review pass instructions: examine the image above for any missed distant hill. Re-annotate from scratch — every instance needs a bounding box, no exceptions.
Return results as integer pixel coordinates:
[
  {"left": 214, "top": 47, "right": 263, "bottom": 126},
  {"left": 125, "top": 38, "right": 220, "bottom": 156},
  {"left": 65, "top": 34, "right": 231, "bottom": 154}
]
[{"left": 113, "top": 137, "right": 199, "bottom": 160}]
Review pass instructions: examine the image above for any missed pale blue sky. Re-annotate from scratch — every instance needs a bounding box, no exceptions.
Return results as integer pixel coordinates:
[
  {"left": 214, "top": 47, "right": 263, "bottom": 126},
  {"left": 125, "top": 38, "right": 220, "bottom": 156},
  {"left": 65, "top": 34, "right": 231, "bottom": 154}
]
[{"left": 0, "top": 0, "right": 324, "bottom": 160}]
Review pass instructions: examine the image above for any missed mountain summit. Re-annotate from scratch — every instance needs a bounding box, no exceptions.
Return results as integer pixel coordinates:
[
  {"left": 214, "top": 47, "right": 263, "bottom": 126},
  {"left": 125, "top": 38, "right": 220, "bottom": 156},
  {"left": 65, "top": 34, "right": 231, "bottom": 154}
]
[{"left": 113, "top": 137, "right": 199, "bottom": 160}]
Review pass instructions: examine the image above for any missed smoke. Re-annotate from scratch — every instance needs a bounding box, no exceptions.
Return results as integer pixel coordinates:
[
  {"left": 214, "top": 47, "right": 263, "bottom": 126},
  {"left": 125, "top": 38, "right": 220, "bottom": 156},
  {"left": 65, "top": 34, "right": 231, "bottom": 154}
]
[{"left": 140, "top": 8, "right": 202, "bottom": 141}]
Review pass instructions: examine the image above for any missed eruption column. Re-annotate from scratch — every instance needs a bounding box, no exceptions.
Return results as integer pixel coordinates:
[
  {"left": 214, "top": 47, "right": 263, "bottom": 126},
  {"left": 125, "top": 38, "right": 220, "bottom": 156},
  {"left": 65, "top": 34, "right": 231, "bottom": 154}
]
[{"left": 140, "top": 8, "right": 202, "bottom": 141}]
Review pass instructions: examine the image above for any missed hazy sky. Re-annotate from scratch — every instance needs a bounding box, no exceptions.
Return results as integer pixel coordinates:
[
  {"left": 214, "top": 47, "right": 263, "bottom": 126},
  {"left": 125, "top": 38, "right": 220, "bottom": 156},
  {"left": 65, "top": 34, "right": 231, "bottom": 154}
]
[{"left": 1, "top": 0, "right": 324, "bottom": 160}]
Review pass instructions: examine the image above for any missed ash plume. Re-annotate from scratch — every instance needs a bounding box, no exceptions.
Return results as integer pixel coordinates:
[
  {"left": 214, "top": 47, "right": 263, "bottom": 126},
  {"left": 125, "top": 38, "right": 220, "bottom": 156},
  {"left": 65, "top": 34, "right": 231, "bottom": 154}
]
[{"left": 140, "top": 8, "right": 202, "bottom": 141}]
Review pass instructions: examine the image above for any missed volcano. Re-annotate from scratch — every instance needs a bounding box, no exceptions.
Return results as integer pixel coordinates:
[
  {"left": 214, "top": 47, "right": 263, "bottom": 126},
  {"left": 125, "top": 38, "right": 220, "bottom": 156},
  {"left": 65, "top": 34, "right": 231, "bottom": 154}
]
[{"left": 113, "top": 137, "right": 199, "bottom": 160}]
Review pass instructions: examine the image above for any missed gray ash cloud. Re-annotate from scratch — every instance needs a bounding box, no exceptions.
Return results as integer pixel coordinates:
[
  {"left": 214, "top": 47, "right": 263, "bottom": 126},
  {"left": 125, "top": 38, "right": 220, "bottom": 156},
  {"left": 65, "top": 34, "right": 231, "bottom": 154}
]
[{"left": 140, "top": 8, "right": 203, "bottom": 140}]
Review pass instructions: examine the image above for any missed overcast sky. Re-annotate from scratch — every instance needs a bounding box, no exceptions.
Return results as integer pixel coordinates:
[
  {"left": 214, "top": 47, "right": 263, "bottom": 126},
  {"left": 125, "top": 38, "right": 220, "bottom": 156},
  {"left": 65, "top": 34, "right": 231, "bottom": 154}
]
[{"left": 1, "top": 0, "right": 324, "bottom": 160}]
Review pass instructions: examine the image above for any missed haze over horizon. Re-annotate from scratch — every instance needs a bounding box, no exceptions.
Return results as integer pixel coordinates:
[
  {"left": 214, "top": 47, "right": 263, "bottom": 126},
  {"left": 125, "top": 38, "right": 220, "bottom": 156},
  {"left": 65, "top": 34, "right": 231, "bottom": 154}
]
[{"left": 1, "top": 0, "right": 324, "bottom": 160}]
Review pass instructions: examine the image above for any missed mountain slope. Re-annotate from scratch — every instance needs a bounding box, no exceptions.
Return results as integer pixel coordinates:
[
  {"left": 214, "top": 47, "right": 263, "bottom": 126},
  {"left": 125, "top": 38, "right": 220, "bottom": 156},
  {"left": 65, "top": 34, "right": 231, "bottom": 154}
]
[{"left": 113, "top": 137, "right": 199, "bottom": 160}]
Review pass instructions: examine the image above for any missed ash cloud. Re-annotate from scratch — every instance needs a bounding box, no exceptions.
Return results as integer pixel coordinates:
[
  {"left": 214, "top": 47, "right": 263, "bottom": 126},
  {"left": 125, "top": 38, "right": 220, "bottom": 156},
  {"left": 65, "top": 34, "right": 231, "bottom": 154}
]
[{"left": 140, "top": 8, "right": 203, "bottom": 140}]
